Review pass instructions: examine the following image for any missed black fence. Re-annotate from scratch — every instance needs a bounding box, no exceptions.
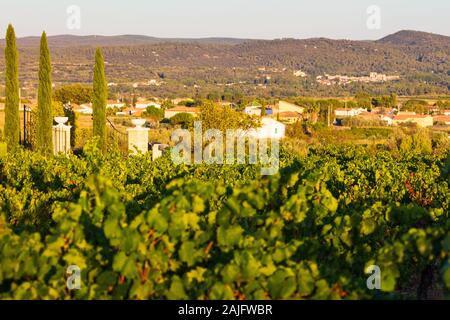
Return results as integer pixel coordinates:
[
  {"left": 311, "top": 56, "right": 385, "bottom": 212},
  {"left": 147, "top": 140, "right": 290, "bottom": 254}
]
[
  {"left": 21, "top": 104, "right": 32, "bottom": 149},
  {"left": 106, "top": 118, "right": 128, "bottom": 154}
]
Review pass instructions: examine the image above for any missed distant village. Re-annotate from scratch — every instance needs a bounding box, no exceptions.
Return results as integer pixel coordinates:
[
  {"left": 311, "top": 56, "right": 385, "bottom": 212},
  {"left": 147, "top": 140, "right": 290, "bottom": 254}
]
[
  {"left": 61, "top": 98, "right": 450, "bottom": 140},
  {"left": 1, "top": 95, "right": 449, "bottom": 143},
  {"left": 335, "top": 107, "right": 450, "bottom": 127},
  {"left": 316, "top": 72, "right": 400, "bottom": 86}
]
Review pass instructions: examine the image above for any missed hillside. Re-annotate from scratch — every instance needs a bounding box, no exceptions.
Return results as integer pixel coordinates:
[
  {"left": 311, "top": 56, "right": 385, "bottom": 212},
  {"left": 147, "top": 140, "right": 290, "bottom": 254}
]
[
  {"left": 0, "top": 30, "right": 449, "bottom": 98},
  {"left": 4, "top": 35, "right": 252, "bottom": 48},
  {"left": 378, "top": 30, "right": 450, "bottom": 47}
]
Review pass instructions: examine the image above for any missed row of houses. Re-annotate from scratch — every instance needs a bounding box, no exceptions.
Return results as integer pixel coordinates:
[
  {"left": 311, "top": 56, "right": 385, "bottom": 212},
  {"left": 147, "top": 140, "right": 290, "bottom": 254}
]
[
  {"left": 72, "top": 99, "right": 162, "bottom": 115},
  {"left": 423, "top": 106, "right": 450, "bottom": 115},
  {"left": 335, "top": 108, "right": 368, "bottom": 117},
  {"left": 391, "top": 114, "right": 450, "bottom": 127},
  {"left": 107, "top": 100, "right": 161, "bottom": 110},
  {"left": 335, "top": 108, "right": 450, "bottom": 127},
  {"left": 69, "top": 97, "right": 449, "bottom": 131},
  {"left": 317, "top": 72, "right": 400, "bottom": 86},
  {"left": 71, "top": 99, "right": 303, "bottom": 123}
]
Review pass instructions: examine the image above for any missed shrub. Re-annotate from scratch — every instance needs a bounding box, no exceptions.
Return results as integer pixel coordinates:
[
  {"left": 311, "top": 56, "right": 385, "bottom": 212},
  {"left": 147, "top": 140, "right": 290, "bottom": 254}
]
[
  {"left": 143, "top": 106, "right": 164, "bottom": 122},
  {"left": 170, "top": 112, "right": 194, "bottom": 129}
]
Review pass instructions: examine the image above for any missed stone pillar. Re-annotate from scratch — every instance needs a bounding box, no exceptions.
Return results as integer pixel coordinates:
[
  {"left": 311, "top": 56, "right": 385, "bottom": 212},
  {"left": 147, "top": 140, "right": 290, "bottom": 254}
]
[
  {"left": 52, "top": 117, "right": 72, "bottom": 155},
  {"left": 152, "top": 144, "right": 163, "bottom": 161},
  {"left": 127, "top": 119, "right": 149, "bottom": 155}
]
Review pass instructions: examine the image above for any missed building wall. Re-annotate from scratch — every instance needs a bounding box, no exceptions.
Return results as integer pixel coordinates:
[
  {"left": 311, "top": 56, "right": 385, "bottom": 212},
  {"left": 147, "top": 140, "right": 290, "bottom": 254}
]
[
  {"left": 136, "top": 103, "right": 161, "bottom": 109},
  {"left": 279, "top": 117, "right": 300, "bottom": 124},
  {"left": 246, "top": 118, "right": 285, "bottom": 139},
  {"left": 393, "top": 117, "right": 433, "bottom": 127},
  {"left": 335, "top": 110, "right": 357, "bottom": 117},
  {"left": 278, "top": 101, "right": 304, "bottom": 114},
  {"left": 164, "top": 110, "right": 199, "bottom": 119},
  {"left": 164, "top": 110, "right": 178, "bottom": 118},
  {"left": 244, "top": 107, "right": 262, "bottom": 116}
]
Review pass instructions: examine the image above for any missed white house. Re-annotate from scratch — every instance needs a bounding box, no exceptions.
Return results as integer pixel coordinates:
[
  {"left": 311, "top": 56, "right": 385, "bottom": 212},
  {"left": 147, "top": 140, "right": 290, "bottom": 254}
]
[
  {"left": 381, "top": 116, "right": 393, "bottom": 126},
  {"left": 74, "top": 103, "right": 93, "bottom": 115},
  {"left": 164, "top": 106, "right": 201, "bottom": 119},
  {"left": 107, "top": 100, "right": 125, "bottom": 108},
  {"left": 293, "top": 70, "right": 307, "bottom": 77},
  {"left": 244, "top": 106, "right": 262, "bottom": 116},
  {"left": 335, "top": 108, "right": 366, "bottom": 117},
  {"left": 277, "top": 101, "right": 304, "bottom": 114},
  {"left": 135, "top": 102, "right": 161, "bottom": 109},
  {"left": 392, "top": 115, "right": 434, "bottom": 128},
  {"left": 246, "top": 118, "right": 285, "bottom": 139},
  {"left": 444, "top": 110, "right": 450, "bottom": 116}
]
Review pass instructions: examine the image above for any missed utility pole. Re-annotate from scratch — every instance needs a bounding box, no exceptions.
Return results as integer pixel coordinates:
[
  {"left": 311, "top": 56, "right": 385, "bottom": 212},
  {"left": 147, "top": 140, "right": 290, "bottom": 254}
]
[
  {"left": 328, "top": 105, "right": 331, "bottom": 127},
  {"left": 23, "top": 104, "right": 26, "bottom": 145}
]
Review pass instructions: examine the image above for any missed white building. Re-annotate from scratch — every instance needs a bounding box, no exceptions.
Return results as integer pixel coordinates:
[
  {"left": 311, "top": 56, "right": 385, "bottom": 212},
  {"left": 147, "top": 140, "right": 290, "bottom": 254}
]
[
  {"left": 164, "top": 106, "right": 200, "bottom": 119},
  {"left": 335, "top": 108, "right": 366, "bottom": 117},
  {"left": 293, "top": 70, "right": 307, "bottom": 77},
  {"left": 246, "top": 118, "right": 285, "bottom": 139},
  {"left": 107, "top": 100, "right": 125, "bottom": 108},
  {"left": 381, "top": 116, "right": 393, "bottom": 126},
  {"left": 277, "top": 101, "right": 304, "bottom": 114},
  {"left": 147, "top": 79, "right": 162, "bottom": 86},
  {"left": 135, "top": 102, "right": 161, "bottom": 109},
  {"left": 244, "top": 106, "right": 262, "bottom": 116},
  {"left": 74, "top": 103, "right": 93, "bottom": 115}
]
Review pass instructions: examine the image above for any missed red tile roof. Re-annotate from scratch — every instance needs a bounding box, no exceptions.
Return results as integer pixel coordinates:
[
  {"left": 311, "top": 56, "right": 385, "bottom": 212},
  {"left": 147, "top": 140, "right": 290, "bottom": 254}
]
[{"left": 433, "top": 116, "right": 450, "bottom": 122}]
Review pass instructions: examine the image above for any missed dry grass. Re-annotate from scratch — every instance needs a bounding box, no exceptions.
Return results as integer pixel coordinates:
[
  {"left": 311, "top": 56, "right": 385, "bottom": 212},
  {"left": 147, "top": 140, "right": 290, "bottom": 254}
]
[{"left": 77, "top": 115, "right": 93, "bottom": 129}]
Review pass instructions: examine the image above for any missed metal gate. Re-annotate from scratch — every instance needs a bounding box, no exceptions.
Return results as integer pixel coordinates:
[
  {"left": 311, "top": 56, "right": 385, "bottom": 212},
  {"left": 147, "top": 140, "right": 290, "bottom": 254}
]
[
  {"left": 21, "top": 104, "right": 32, "bottom": 149},
  {"left": 107, "top": 118, "right": 128, "bottom": 154}
]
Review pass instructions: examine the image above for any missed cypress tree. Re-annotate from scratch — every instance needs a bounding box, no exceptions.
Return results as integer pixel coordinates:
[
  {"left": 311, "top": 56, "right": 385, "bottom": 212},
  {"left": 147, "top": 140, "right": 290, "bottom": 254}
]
[
  {"left": 36, "top": 32, "right": 53, "bottom": 155},
  {"left": 261, "top": 104, "right": 266, "bottom": 117},
  {"left": 92, "top": 48, "right": 107, "bottom": 152},
  {"left": 4, "top": 24, "right": 20, "bottom": 151}
]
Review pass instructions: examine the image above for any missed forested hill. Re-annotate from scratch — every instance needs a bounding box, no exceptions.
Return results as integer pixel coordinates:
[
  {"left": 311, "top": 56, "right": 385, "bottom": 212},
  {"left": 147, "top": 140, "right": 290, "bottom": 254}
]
[
  {"left": 3, "top": 30, "right": 449, "bottom": 48},
  {"left": 377, "top": 30, "right": 450, "bottom": 47},
  {"left": 9, "top": 35, "right": 253, "bottom": 47},
  {"left": 0, "top": 30, "right": 449, "bottom": 97}
]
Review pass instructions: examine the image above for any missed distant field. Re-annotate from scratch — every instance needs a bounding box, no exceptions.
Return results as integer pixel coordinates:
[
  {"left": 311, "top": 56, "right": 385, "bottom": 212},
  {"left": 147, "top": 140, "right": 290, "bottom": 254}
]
[
  {"left": 397, "top": 96, "right": 450, "bottom": 106},
  {"left": 77, "top": 114, "right": 92, "bottom": 128}
]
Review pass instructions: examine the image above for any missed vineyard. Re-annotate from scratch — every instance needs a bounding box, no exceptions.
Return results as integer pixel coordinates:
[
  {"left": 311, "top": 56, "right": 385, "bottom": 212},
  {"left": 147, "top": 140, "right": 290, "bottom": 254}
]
[{"left": 0, "top": 142, "right": 449, "bottom": 300}]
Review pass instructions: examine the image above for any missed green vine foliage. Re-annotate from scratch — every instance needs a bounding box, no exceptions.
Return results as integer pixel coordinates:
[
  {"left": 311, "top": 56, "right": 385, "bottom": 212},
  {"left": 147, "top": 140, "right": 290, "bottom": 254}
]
[{"left": 0, "top": 144, "right": 449, "bottom": 299}]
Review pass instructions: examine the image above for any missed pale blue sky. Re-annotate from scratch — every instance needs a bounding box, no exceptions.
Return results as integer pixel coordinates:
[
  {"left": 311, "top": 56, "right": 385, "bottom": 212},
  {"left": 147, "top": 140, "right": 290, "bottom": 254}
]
[{"left": 1, "top": 0, "right": 449, "bottom": 39}]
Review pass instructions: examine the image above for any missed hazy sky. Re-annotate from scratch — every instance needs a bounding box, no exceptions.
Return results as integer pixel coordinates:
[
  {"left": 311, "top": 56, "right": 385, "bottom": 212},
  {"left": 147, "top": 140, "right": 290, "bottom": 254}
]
[{"left": 1, "top": 0, "right": 449, "bottom": 39}]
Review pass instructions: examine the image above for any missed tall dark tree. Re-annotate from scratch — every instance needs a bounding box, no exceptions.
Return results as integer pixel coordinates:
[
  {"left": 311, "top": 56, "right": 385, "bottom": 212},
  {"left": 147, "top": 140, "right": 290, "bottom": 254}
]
[
  {"left": 92, "top": 48, "right": 107, "bottom": 152},
  {"left": 36, "top": 32, "right": 53, "bottom": 155},
  {"left": 261, "top": 104, "right": 266, "bottom": 117},
  {"left": 4, "top": 24, "right": 20, "bottom": 151}
]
